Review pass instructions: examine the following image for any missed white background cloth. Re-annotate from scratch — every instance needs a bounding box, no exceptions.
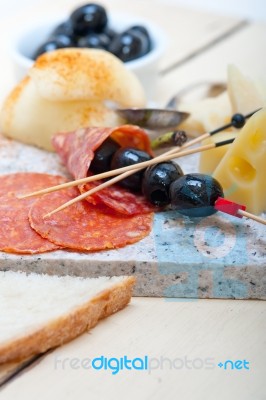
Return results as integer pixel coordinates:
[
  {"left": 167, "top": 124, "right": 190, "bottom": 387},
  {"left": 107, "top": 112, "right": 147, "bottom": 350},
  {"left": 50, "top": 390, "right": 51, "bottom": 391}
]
[{"left": 0, "top": 0, "right": 265, "bottom": 21}]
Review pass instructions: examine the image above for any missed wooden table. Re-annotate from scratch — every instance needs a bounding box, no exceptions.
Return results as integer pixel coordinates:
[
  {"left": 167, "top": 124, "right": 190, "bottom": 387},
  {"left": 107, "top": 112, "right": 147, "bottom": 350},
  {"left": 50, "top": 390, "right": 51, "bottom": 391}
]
[{"left": 0, "top": 1, "right": 265, "bottom": 399}]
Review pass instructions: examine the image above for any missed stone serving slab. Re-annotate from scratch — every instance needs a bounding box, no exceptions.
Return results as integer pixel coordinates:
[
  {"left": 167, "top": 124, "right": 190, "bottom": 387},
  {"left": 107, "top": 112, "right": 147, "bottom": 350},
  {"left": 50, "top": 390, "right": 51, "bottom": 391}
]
[{"left": 0, "top": 136, "right": 265, "bottom": 299}]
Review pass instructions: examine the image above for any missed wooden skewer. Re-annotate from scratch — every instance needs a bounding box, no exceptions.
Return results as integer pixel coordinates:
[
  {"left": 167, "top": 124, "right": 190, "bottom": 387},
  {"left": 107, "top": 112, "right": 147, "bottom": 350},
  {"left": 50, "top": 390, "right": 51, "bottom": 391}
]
[
  {"left": 237, "top": 209, "right": 266, "bottom": 225},
  {"left": 214, "top": 197, "right": 266, "bottom": 226},
  {"left": 44, "top": 139, "right": 234, "bottom": 218},
  {"left": 18, "top": 108, "right": 260, "bottom": 200},
  {"left": 18, "top": 131, "right": 211, "bottom": 200},
  {"left": 44, "top": 168, "right": 139, "bottom": 218}
]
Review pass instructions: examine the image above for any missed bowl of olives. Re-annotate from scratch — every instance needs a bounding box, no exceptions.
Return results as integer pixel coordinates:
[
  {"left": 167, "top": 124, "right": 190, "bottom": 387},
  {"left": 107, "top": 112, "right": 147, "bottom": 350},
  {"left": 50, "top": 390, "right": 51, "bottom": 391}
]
[{"left": 10, "top": 3, "right": 166, "bottom": 99}]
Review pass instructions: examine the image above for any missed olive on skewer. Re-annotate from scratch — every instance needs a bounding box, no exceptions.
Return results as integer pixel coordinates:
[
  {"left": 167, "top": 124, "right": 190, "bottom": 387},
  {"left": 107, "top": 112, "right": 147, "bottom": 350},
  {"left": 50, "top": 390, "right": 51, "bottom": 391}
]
[
  {"left": 110, "top": 147, "right": 152, "bottom": 191},
  {"left": 91, "top": 140, "right": 224, "bottom": 218},
  {"left": 142, "top": 162, "right": 183, "bottom": 206},
  {"left": 151, "top": 110, "right": 261, "bottom": 150},
  {"left": 90, "top": 137, "right": 120, "bottom": 174},
  {"left": 169, "top": 173, "right": 224, "bottom": 217},
  {"left": 88, "top": 139, "right": 233, "bottom": 218},
  {"left": 18, "top": 106, "right": 264, "bottom": 226},
  {"left": 151, "top": 130, "right": 187, "bottom": 150},
  {"left": 142, "top": 167, "right": 225, "bottom": 217}
]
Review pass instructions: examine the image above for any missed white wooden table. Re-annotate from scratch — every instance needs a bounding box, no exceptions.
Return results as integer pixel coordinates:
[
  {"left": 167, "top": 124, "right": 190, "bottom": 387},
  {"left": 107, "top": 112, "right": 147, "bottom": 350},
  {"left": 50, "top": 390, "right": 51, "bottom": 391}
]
[{"left": 0, "top": 1, "right": 265, "bottom": 399}]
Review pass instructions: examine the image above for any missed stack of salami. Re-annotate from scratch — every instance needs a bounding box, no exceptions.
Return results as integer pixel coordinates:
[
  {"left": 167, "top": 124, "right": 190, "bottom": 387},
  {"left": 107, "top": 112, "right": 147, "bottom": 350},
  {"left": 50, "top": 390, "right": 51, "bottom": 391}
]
[{"left": 0, "top": 126, "right": 154, "bottom": 254}]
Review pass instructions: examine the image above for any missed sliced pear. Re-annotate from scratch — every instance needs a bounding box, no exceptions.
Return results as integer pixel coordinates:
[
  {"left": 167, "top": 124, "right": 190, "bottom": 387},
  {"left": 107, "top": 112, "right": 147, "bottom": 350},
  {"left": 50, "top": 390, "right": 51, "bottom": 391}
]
[{"left": 0, "top": 77, "right": 123, "bottom": 152}]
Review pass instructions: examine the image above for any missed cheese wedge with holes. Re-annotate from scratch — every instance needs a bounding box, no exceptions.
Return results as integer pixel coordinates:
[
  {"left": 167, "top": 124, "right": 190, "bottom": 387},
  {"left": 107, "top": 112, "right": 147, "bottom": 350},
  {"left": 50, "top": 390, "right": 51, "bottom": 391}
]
[
  {"left": 213, "top": 108, "right": 266, "bottom": 214},
  {"left": 199, "top": 131, "right": 237, "bottom": 174},
  {"left": 227, "top": 65, "right": 264, "bottom": 114}
]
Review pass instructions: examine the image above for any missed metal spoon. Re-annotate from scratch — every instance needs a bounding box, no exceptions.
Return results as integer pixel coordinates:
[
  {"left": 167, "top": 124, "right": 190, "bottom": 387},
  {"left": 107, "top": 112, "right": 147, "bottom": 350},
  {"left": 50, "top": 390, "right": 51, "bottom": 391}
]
[
  {"left": 115, "top": 108, "right": 189, "bottom": 130},
  {"left": 113, "top": 81, "right": 226, "bottom": 131}
]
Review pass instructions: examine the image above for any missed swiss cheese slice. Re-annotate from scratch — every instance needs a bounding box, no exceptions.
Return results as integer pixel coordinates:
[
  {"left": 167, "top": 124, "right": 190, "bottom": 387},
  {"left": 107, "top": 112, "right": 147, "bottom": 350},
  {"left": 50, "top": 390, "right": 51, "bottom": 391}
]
[
  {"left": 227, "top": 65, "right": 264, "bottom": 114},
  {"left": 199, "top": 131, "right": 237, "bottom": 174},
  {"left": 213, "top": 108, "right": 266, "bottom": 215}
]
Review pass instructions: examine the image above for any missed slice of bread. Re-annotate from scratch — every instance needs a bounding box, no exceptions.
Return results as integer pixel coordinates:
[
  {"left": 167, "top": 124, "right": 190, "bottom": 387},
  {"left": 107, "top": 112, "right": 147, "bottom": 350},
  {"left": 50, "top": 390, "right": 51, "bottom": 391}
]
[{"left": 0, "top": 271, "right": 135, "bottom": 364}]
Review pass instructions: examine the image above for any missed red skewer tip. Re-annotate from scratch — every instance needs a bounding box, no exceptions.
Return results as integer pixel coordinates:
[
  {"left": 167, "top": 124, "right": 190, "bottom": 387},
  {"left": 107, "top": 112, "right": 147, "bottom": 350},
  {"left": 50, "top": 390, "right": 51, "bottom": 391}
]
[{"left": 214, "top": 197, "right": 246, "bottom": 218}]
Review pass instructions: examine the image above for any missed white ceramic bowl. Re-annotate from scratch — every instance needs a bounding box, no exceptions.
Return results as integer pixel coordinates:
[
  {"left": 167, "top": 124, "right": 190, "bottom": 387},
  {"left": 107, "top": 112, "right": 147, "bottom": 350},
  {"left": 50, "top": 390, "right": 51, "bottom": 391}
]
[{"left": 10, "top": 13, "right": 166, "bottom": 100}]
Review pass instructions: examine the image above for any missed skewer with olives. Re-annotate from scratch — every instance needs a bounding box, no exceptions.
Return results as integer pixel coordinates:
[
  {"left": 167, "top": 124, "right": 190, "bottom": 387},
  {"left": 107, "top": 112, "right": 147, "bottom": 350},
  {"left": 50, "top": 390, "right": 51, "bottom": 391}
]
[
  {"left": 169, "top": 174, "right": 224, "bottom": 217},
  {"left": 141, "top": 164, "right": 224, "bottom": 217},
  {"left": 90, "top": 140, "right": 152, "bottom": 190},
  {"left": 90, "top": 138, "right": 225, "bottom": 217}
]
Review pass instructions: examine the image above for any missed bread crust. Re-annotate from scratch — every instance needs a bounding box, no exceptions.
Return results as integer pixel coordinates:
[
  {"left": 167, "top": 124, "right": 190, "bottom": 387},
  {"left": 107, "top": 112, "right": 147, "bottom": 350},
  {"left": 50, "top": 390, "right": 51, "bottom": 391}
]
[{"left": 0, "top": 276, "right": 135, "bottom": 364}]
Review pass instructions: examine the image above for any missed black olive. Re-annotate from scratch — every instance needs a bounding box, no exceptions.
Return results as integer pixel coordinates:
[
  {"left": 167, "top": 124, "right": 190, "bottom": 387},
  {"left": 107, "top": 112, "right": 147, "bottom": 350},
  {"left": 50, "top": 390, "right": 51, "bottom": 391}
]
[
  {"left": 48, "top": 34, "right": 75, "bottom": 47},
  {"left": 90, "top": 137, "right": 120, "bottom": 174},
  {"left": 103, "top": 26, "right": 118, "bottom": 41},
  {"left": 70, "top": 3, "right": 108, "bottom": 36},
  {"left": 108, "top": 30, "right": 150, "bottom": 62},
  {"left": 32, "top": 7, "right": 153, "bottom": 64},
  {"left": 142, "top": 162, "right": 183, "bottom": 206},
  {"left": 77, "top": 32, "right": 110, "bottom": 49},
  {"left": 126, "top": 25, "right": 152, "bottom": 51},
  {"left": 33, "top": 37, "right": 73, "bottom": 59},
  {"left": 231, "top": 113, "right": 245, "bottom": 128},
  {"left": 111, "top": 148, "right": 152, "bottom": 191},
  {"left": 50, "top": 20, "right": 75, "bottom": 38},
  {"left": 169, "top": 173, "right": 224, "bottom": 218}
]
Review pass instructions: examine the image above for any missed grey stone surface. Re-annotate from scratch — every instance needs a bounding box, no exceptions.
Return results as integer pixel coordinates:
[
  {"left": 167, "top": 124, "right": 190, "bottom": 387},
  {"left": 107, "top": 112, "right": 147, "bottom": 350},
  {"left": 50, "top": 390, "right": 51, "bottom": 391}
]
[{"left": 0, "top": 136, "right": 265, "bottom": 299}]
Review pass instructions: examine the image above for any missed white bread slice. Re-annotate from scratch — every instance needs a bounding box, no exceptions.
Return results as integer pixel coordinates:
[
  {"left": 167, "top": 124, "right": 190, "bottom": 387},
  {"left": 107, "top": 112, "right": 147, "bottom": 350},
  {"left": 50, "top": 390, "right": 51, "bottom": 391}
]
[{"left": 0, "top": 271, "right": 135, "bottom": 364}]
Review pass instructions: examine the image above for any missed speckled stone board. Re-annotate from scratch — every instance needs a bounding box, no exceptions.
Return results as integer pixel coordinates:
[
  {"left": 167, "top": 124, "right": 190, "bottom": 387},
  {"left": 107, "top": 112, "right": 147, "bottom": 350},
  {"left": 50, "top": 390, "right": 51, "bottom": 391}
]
[{"left": 0, "top": 136, "right": 265, "bottom": 299}]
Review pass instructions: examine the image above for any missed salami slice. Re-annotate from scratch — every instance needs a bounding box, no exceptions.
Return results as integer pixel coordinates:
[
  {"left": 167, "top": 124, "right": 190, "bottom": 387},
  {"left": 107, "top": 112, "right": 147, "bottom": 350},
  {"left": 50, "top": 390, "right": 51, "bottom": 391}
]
[
  {"left": 0, "top": 173, "right": 66, "bottom": 254},
  {"left": 110, "top": 125, "right": 153, "bottom": 154},
  {"left": 52, "top": 125, "right": 153, "bottom": 181},
  {"left": 52, "top": 127, "right": 113, "bottom": 181},
  {"left": 29, "top": 186, "right": 153, "bottom": 251},
  {"left": 52, "top": 125, "right": 155, "bottom": 215},
  {"left": 80, "top": 180, "right": 157, "bottom": 215}
]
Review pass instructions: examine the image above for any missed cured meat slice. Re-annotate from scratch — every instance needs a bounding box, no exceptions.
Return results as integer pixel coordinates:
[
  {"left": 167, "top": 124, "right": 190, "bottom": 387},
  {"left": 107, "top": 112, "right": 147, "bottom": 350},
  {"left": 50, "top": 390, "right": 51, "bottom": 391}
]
[
  {"left": 52, "top": 125, "right": 153, "bottom": 181},
  {"left": 29, "top": 186, "right": 153, "bottom": 251},
  {"left": 52, "top": 125, "right": 155, "bottom": 215},
  {"left": 52, "top": 127, "right": 113, "bottom": 181},
  {"left": 0, "top": 173, "right": 66, "bottom": 254},
  {"left": 110, "top": 125, "right": 153, "bottom": 154},
  {"left": 80, "top": 179, "right": 157, "bottom": 215}
]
